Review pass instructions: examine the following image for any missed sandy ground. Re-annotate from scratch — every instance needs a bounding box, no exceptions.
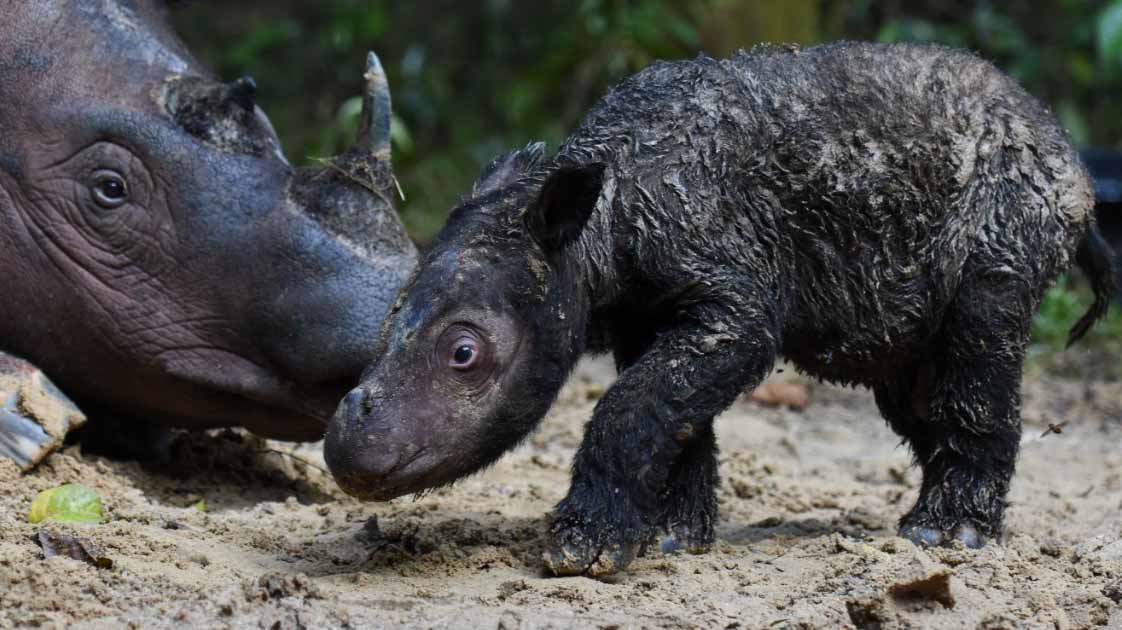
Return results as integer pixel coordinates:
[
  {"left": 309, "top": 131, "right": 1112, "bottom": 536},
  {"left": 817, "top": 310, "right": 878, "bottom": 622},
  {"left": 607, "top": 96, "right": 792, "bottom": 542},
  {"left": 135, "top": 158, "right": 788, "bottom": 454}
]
[{"left": 2, "top": 357, "right": 1122, "bottom": 629}]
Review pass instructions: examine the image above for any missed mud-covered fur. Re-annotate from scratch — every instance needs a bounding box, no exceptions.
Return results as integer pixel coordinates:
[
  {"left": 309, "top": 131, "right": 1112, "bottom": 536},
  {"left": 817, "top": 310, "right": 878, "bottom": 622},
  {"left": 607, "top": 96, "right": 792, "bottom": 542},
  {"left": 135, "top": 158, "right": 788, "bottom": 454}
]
[{"left": 327, "top": 42, "right": 1111, "bottom": 576}]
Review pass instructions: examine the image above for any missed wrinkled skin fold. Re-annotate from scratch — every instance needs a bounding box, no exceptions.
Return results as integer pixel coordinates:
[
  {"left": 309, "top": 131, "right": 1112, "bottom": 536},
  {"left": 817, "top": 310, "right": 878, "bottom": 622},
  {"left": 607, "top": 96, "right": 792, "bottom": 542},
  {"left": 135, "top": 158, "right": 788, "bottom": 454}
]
[
  {"left": 0, "top": 0, "right": 416, "bottom": 467},
  {"left": 327, "top": 42, "right": 1112, "bottom": 576}
]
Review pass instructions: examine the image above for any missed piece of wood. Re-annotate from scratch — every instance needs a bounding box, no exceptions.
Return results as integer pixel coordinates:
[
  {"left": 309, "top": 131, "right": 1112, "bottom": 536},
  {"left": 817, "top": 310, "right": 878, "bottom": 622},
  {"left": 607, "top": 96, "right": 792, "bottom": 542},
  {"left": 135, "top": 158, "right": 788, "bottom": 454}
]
[{"left": 0, "top": 356, "right": 86, "bottom": 471}]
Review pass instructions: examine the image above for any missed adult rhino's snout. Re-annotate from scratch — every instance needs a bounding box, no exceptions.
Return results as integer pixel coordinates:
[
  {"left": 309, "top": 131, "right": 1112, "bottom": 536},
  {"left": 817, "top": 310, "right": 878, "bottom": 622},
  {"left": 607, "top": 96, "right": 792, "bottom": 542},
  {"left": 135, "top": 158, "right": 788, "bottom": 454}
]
[{"left": 250, "top": 53, "right": 417, "bottom": 400}]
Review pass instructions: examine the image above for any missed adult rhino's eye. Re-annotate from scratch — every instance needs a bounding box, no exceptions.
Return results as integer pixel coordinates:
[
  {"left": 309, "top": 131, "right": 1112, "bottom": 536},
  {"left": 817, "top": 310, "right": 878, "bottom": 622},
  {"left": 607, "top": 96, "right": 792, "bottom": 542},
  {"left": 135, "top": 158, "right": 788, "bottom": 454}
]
[
  {"left": 90, "top": 171, "right": 128, "bottom": 209},
  {"left": 449, "top": 338, "right": 478, "bottom": 370}
]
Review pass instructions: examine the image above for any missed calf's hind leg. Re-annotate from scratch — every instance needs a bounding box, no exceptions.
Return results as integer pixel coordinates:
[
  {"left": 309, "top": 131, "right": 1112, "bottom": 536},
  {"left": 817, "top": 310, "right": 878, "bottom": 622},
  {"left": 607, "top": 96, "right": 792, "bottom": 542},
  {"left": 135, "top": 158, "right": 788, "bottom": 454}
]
[
  {"left": 888, "top": 268, "right": 1033, "bottom": 548},
  {"left": 657, "top": 424, "right": 719, "bottom": 554}
]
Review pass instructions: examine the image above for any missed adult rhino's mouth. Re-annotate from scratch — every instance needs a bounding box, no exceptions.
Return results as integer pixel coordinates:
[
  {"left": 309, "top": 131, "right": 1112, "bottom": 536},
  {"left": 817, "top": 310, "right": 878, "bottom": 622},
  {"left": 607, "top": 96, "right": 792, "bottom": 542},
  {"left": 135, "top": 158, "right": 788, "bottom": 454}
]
[{"left": 155, "top": 346, "right": 356, "bottom": 439}]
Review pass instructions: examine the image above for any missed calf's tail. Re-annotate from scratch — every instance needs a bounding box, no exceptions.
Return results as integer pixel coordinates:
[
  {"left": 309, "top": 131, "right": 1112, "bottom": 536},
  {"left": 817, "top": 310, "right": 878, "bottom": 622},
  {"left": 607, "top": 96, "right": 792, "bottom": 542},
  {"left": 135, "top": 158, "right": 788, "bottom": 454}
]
[{"left": 1068, "top": 222, "right": 1116, "bottom": 347}]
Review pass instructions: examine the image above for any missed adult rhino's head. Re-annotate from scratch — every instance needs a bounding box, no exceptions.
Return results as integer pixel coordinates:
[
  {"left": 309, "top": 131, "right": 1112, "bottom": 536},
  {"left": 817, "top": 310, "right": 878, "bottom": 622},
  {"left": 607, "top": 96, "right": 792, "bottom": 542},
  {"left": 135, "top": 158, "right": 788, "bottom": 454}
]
[{"left": 0, "top": 0, "right": 417, "bottom": 440}]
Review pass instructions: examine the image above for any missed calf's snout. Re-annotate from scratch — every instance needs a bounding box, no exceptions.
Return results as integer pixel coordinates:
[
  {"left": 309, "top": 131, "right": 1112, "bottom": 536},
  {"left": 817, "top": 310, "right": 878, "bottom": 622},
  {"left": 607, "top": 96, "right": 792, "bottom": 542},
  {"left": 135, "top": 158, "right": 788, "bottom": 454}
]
[{"left": 325, "top": 388, "right": 425, "bottom": 500}]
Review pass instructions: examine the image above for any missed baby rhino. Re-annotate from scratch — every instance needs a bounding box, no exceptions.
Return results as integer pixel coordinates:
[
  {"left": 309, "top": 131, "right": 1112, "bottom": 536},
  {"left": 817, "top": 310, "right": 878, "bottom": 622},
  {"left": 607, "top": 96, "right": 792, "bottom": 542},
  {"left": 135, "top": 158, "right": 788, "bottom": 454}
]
[{"left": 326, "top": 42, "right": 1112, "bottom": 576}]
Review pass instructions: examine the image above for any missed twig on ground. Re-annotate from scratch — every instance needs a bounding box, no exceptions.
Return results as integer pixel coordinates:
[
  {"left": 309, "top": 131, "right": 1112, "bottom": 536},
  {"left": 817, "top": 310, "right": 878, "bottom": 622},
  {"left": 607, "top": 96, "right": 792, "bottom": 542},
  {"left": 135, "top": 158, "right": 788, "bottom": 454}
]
[{"left": 257, "top": 449, "right": 329, "bottom": 475}]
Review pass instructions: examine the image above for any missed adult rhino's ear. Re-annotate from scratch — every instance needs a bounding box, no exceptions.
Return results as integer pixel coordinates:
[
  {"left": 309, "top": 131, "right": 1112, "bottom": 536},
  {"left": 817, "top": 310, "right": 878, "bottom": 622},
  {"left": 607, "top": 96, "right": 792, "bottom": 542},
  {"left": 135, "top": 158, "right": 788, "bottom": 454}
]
[
  {"left": 473, "top": 142, "right": 546, "bottom": 196},
  {"left": 525, "top": 163, "right": 606, "bottom": 253}
]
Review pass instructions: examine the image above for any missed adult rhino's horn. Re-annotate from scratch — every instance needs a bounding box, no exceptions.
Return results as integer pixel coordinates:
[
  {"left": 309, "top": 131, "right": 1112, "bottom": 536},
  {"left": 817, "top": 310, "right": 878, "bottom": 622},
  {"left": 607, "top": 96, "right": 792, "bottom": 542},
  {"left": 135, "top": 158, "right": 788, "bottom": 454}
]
[{"left": 355, "top": 51, "right": 392, "bottom": 160}]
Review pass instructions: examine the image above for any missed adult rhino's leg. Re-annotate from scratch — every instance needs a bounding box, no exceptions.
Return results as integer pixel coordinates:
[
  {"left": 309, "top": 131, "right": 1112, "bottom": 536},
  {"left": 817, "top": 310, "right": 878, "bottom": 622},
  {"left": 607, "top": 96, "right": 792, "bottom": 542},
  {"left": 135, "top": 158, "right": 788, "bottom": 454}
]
[
  {"left": 0, "top": 353, "right": 86, "bottom": 470},
  {"left": 72, "top": 412, "right": 175, "bottom": 464}
]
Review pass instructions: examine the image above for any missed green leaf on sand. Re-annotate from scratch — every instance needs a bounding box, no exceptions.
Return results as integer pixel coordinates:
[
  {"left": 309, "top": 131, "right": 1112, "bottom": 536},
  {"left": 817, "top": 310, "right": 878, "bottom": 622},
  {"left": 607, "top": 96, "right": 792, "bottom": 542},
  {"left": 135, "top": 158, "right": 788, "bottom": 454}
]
[{"left": 27, "top": 483, "right": 106, "bottom": 524}]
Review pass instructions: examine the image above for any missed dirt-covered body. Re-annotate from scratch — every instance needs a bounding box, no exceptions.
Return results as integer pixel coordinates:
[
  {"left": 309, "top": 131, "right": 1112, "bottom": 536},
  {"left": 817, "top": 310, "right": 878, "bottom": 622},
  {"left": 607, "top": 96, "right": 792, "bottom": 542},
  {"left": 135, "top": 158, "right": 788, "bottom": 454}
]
[
  {"left": 0, "top": 0, "right": 417, "bottom": 468},
  {"left": 327, "top": 42, "right": 1110, "bottom": 576},
  {"left": 566, "top": 44, "right": 1092, "bottom": 381}
]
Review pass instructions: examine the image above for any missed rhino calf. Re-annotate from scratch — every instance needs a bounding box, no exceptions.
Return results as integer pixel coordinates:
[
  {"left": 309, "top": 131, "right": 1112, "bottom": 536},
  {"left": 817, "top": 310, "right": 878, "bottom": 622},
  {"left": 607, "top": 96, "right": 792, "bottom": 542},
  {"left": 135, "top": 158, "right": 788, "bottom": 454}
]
[{"left": 326, "top": 42, "right": 1113, "bottom": 576}]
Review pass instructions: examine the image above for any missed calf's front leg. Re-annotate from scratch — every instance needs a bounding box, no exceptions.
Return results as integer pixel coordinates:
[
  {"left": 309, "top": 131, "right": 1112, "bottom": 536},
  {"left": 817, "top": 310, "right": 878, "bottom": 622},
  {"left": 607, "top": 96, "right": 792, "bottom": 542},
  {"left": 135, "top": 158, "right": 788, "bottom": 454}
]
[{"left": 544, "top": 297, "right": 778, "bottom": 576}]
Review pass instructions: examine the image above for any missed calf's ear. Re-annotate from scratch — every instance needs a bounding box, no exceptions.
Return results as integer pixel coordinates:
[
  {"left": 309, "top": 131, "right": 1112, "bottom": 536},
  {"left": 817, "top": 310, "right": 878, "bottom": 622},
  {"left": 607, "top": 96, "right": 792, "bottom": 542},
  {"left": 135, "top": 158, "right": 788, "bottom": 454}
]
[
  {"left": 473, "top": 142, "right": 546, "bottom": 196},
  {"left": 525, "top": 163, "right": 605, "bottom": 253}
]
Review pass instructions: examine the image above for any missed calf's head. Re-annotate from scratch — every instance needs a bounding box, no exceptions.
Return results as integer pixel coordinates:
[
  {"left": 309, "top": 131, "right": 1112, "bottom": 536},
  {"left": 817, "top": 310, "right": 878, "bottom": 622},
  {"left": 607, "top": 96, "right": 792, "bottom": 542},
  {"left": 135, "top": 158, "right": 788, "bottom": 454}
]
[
  {"left": 0, "top": 1, "right": 417, "bottom": 439},
  {"left": 325, "top": 145, "right": 607, "bottom": 499}
]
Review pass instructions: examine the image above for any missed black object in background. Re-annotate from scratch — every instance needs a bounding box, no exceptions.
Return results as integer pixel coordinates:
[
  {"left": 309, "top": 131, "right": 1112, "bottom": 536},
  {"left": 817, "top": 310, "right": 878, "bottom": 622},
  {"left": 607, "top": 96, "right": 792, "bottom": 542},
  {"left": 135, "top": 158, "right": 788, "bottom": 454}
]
[{"left": 1082, "top": 148, "right": 1122, "bottom": 296}]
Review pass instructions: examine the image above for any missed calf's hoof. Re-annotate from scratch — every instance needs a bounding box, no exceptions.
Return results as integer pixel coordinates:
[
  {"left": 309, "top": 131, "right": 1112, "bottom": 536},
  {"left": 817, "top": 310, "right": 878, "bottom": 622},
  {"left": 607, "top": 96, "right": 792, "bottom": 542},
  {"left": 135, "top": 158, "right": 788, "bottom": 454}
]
[
  {"left": 660, "top": 524, "right": 715, "bottom": 555},
  {"left": 543, "top": 516, "right": 643, "bottom": 577},
  {"left": 899, "top": 522, "right": 987, "bottom": 550},
  {"left": 543, "top": 537, "right": 640, "bottom": 578}
]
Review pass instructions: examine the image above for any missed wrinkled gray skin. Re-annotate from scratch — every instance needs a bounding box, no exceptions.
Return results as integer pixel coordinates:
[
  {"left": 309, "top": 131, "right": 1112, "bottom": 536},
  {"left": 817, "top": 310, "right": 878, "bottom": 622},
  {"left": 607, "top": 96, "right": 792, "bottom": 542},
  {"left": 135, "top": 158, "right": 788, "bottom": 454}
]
[
  {"left": 0, "top": 0, "right": 416, "bottom": 462},
  {"left": 328, "top": 42, "right": 1110, "bottom": 576}
]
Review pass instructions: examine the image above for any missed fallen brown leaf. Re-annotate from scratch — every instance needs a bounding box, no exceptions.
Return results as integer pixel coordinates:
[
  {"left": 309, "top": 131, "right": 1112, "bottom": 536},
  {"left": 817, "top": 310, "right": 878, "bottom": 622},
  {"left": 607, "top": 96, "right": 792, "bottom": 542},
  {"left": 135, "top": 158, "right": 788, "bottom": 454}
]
[{"left": 31, "top": 528, "right": 112, "bottom": 569}]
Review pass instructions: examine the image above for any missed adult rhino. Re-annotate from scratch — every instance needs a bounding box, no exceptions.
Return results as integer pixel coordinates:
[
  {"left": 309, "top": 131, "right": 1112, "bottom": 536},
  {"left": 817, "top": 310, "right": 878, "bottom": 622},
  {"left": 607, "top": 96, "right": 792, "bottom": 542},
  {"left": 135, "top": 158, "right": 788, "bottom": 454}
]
[{"left": 0, "top": 0, "right": 417, "bottom": 469}]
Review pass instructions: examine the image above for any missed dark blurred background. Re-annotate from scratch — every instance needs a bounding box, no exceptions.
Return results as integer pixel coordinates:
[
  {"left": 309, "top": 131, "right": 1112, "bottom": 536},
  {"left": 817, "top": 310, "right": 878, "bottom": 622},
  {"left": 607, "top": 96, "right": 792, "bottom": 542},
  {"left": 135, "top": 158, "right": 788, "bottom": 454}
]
[
  {"left": 174, "top": 1, "right": 1122, "bottom": 239},
  {"left": 174, "top": 0, "right": 1122, "bottom": 362}
]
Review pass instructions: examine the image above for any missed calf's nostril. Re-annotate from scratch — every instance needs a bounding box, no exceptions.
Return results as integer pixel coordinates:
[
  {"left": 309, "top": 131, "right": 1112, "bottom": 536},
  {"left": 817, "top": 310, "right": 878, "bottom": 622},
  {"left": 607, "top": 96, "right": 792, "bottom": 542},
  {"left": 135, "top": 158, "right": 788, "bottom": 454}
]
[
  {"left": 342, "top": 389, "right": 364, "bottom": 413},
  {"left": 340, "top": 388, "right": 378, "bottom": 419}
]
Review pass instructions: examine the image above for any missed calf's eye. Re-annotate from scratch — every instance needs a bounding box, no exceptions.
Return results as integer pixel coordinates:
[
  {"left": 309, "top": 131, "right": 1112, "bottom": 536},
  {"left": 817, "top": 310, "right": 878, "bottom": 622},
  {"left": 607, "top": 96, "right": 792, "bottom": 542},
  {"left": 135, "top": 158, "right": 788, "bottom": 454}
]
[
  {"left": 91, "top": 171, "right": 129, "bottom": 209},
  {"left": 454, "top": 345, "right": 474, "bottom": 364},
  {"left": 450, "top": 339, "right": 478, "bottom": 370}
]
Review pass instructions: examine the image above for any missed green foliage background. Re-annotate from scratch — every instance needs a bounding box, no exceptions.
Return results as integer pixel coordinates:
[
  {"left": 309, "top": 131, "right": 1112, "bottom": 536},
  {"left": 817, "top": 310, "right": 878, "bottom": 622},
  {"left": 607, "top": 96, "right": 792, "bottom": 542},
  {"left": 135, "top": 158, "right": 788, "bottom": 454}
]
[
  {"left": 174, "top": 0, "right": 1122, "bottom": 239},
  {"left": 174, "top": 1, "right": 1122, "bottom": 363}
]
